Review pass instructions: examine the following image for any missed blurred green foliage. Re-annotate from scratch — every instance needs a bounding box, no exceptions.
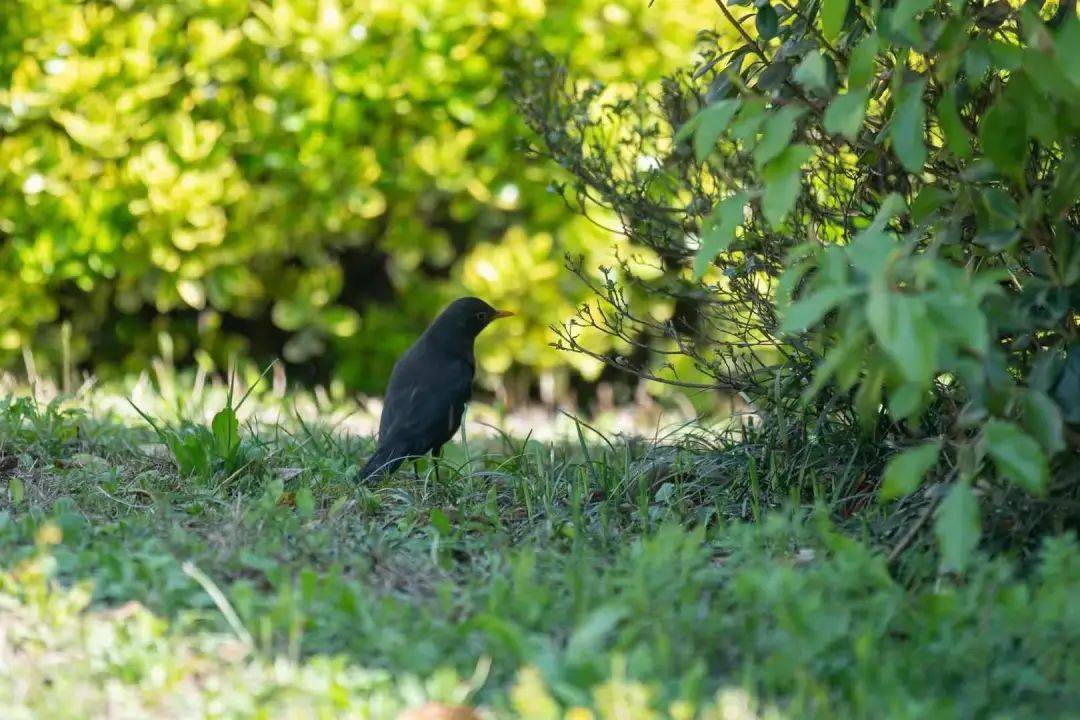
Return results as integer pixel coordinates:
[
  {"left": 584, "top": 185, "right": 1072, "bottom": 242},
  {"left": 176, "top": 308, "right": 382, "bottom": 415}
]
[{"left": 0, "top": 0, "right": 708, "bottom": 391}]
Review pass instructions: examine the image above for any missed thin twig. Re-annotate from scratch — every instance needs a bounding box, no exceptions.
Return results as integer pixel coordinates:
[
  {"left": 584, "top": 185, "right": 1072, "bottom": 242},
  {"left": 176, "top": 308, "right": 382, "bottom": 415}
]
[{"left": 887, "top": 494, "right": 941, "bottom": 564}]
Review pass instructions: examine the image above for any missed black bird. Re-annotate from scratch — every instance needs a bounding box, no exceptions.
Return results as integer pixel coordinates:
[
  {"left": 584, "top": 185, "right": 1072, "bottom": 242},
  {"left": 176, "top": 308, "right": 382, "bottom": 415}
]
[{"left": 359, "top": 297, "right": 513, "bottom": 481}]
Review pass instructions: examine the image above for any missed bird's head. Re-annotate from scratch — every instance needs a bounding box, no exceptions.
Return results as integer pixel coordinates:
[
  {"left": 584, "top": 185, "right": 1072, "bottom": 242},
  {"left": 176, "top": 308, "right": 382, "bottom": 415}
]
[{"left": 436, "top": 296, "right": 514, "bottom": 338}]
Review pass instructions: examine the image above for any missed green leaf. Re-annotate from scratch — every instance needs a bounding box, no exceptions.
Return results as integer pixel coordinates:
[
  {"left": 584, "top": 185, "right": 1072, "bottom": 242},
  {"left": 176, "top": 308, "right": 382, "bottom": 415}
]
[
  {"left": 1048, "top": 147, "right": 1080, "bottom": 217},
  {"left": 821, "top": 0, "right": 851, "bottom": 41},
  {"left": 756, "top": 3, "right": 779, "bottom": 41},
  {"left": 849, "top": 35, "right": 880, "bottom": 89},
  {"left": 1020, "top": 389, "right": 1066, "bottom": 455},
  {"left": 693, "top": 99, "right": 741, "bottom": 163},
  {"left": 730, "top": 97, "right": 768, "bottom": 144},
  {"left": 694, "top": 192, "right": 747, "bottom": 279},
  {"left": 881, "top": 440, "right": 941, "bottom": 499},
  {"left": 793, "top": 51, "right": 828, "bottom": 93},
  {"left": 979, "top": 98, "right": 1028, "bottom": 181},
  {"left": 674, "top": 113, "right": 703, "bottom": 145},
  {"left": 934, "top": 481, "right": 980, "bottom": 573},
  {"left": 753, "top": 105, "right": 805, "bottom": 169},
  {"left": 937, "top": 87, "right": 973, "bottom": 160},
  {"left": 803, "top": 323, "right": 868, "bottom": 400},
  {"left": 1056, "top": 15, "right": 1080, "bottom": 90},
  {"left": 781, "top": 285, "right": 860, "bottom": 334},
  {"left": 761, "top": 144, "right": 814, "bottom": 227},
  {"left": 984, "top": 420, "right": 1049, "bottom": 494},
  {"left": 891, "top": 79, "right": 927, "bottom": 173},
  {"left": 9, "top": 476, "right": 24, "bottom": 504},
  {"left": 211, "top": 407, "right": 240, "bottom": 458},
  {"left": 295, "top": 485, "right": 315, "bottom": 518},
  {"left": 430, "top": 508, "right": 452, "bottom": 536},
  {"left": 847, "top": 194, "right": 905, "bottom": 276},
  {"left": 855, "top": 360, "right": 886, "bottom": 430},
  {"left": 911, "top": 185, "right": 951, "bottom": 222},
  {"left": 866, "top": 289, "right": 938, "bottom": 384},
  {"left": 567, "top": 605, "right": 629, "bottom": 657},
  {"left": 888, "top": 381, "right": 927, "bottom": 421},
  {"left": 824, "top": 89, "right": 868, "bottom": 140}
]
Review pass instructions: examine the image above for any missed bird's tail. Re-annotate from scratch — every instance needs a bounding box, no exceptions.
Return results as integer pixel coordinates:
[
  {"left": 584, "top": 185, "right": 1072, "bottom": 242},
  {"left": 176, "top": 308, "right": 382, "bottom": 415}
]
[{"left": 358, "top": 443, "right": 408, "bottom": 482}]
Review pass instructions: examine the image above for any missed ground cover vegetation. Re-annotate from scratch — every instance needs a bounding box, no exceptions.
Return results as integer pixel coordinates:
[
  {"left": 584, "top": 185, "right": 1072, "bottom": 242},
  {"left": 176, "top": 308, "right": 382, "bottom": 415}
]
[{"left": 0, "top": 383, "right": 1077, "bottom": 718}]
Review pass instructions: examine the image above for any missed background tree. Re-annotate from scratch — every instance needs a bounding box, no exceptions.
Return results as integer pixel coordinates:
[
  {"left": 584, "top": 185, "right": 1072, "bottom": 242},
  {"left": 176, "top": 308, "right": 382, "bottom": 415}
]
[{"left": 0, "top": 0, "right": 715, "bottom": 398}]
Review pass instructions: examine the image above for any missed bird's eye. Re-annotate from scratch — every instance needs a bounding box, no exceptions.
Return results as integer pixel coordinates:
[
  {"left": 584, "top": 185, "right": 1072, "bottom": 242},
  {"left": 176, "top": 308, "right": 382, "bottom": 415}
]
[{"left": 475, "top": 312, "right": 486, "bottom": 320}]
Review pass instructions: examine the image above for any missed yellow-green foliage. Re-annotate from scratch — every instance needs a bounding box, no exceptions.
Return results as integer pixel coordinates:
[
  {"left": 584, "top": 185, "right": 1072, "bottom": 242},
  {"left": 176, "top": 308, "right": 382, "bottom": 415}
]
[{"left": 0, "top": 0, "right": 709, "bottom": 390}]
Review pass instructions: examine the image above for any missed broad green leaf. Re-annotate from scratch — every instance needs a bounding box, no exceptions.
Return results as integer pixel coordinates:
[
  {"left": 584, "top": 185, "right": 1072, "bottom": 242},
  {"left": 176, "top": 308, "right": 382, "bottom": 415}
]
[
  {"left": 694, "top": 192, "right": 747, "bottom": 279},
  {"left": 756, "top": 3, "right": 779, "bottom": 41},
  {"left": 821, "top": 0, "right": 851, "bottom": 41},
  {"left": 674, "top": 112, "right": 703, "bottom": 145},
  {"left": 295, "top": 485, "right": 315, "bottom": 518},
  {"left": 730, "top": 97, "right": 768, "bottom": 144},
  {"left": 211, "top": 407, "right": 240, "bottom": 458},
  {"left": 881, "top": 440, "right": 941, "bottom": 499},
  {"left": 803, "top": 323, "right": 868, "bottom": 400},
  {"left": 934, "top": 481, "right": 980, "bottom": 573},
  {"left": 925, "top": 294, "right": 989, "bottom": 355},
  {"left": 1049, "top": 147, "right": 1080, "bottom": 217},
  {"left": 1020, "top": 389, "right": 1066, "bottom": 455},
  {"left": 985, "top": 420, "right": 1049, "bottom": 494},
  {"left": 866, "top": 289, "right": 938, "bottom": 383},
  {"left": 781, "top": 285, "right": 860, "bottom": 334},
  {"left": 979, "top": 99, "right": 1028, "bottom": 181},
  {"left": 1056, "top": 15, "right": 1080, "bottom": 90},
  {"left": 753, "top": 105, "right": 806, "bottom": 168},
  {"left": 911, "top": 185, "right": 951, "bottom": 222},
  {"left": 891, "top": 79, "right": 927, "bottom": 173},
  {"left": 9, "top": 476, "right": 24, "bottom": 504},
  {"left": 1052, "top": 350, "right": 1080, "bottom": 423},
  {"left": 847, "top": 195, "right": 905, "bottom": 276},
  {"left": 761, "top": 144, "right": 814, "bottom": 227},
  {"left": 693, "top": 99, "right": 741, "bottom": 162},
  {"left": 855, "top": 361, "right": 886, "bottom": 430},
  {"left": 824, "top": 89, "right": 868, "bottom": 140},
  {"left": 794, "top": 51, "right": 829, "bottom": 93},
  {"left": 430, "top": 508, "right": 452, "bottom": 536},
  {"left": 849, "top": 35, "right": 880, "bottom": 89},
  {"left": 887, "top": 0, "right": 933, "bottom": 43},
  {"left": 937, "top": 87, "right": 973, "bottom": 160},
  {"left": 567, "top": 605, "right": 629, "bottom": 657},
  {"left": 888, "top": 381, "right": 927, "bottom": 421}
]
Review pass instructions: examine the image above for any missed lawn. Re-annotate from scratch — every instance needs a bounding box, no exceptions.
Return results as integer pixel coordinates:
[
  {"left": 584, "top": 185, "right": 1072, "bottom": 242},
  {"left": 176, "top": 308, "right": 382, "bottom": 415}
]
[{"left": 0, "top": 381, "right": 1077, "bottom": 719}]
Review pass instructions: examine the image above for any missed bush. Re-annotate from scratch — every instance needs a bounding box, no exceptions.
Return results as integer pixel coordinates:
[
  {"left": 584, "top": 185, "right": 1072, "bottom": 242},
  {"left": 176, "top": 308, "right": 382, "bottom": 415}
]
[
  {"left": 511, "top": 0, "right": 1080, "bottom": 559},
  {"left": 0, "top": 0, "right": 705, "bottom": 392}
]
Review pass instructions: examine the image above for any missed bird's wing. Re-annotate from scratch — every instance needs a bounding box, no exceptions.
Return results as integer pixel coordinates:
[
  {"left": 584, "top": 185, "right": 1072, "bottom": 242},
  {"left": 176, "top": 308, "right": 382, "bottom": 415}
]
[{"left": 378, "top": 346, "right": 473, "bottom": 456}]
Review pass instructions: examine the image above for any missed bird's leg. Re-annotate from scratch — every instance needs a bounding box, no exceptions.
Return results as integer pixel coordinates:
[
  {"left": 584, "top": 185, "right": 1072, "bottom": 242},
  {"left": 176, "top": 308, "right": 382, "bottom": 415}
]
[
  {"left": 433, "top": 446, "right": 443, "bottom": 484},
  {"left": 412, "top": 458, "right": 422, "bottom": 481}
]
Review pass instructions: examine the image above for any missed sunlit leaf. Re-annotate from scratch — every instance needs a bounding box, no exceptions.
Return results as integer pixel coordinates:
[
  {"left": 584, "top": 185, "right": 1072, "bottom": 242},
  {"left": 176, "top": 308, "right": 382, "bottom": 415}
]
[{"left": 822, "top": 0, "right": 851, "bottom": 41}]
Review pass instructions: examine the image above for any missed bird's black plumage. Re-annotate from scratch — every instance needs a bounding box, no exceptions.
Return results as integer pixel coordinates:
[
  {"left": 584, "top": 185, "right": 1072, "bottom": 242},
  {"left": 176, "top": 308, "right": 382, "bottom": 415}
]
[{"left": 359, "top": 297, "right": 511, "bottom": 481}]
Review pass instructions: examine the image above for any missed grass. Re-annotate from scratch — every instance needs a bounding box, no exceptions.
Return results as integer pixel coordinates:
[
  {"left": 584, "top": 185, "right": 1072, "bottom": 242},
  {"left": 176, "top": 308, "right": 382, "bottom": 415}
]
[{"left": 0, "top": 380, "right": 1077, "bottom": 719}]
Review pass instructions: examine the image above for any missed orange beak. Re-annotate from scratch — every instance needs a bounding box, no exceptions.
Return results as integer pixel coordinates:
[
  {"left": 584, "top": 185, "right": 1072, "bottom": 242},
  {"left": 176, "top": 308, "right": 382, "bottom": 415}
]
[{"left": 493, "top": 310, "right": 515, "bottom": 319}]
